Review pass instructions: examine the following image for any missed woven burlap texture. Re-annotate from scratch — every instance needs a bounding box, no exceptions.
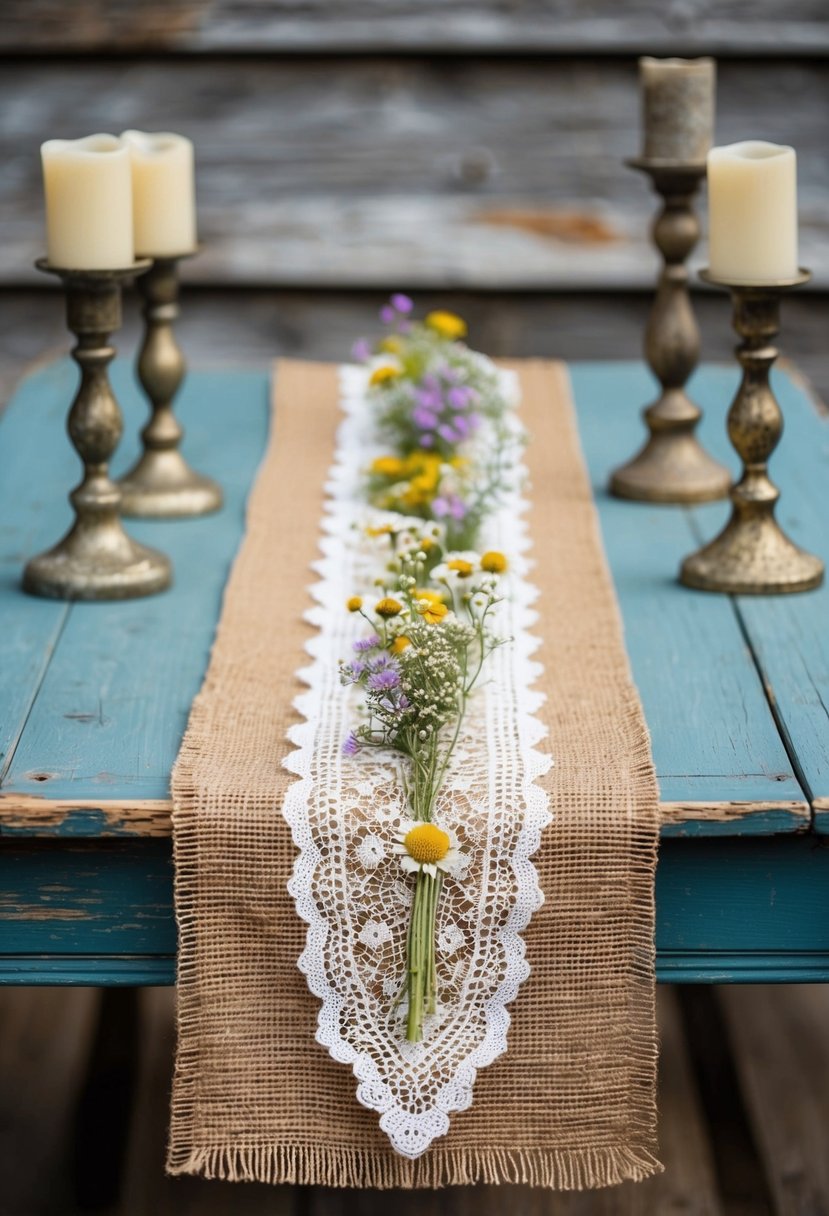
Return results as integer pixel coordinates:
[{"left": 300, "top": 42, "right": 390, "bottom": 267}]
[{"left": 168, "top": 358, "right": 662, "bottom": 1189}]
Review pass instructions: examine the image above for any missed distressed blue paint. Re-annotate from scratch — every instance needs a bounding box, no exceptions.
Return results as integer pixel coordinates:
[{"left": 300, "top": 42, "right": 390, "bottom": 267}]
[
  {"left": 660, "top": 808, "right": 808, "bottom": 838},
  {"left": 688, "top": 367, "right": 829, "bottom": 826},
  {"left": 1, "top": 361, "right": 269, "bottom": 804},
  {"left": 570, "top": 361, "right": 805, "bottom": 810},
  {"left": 0, "top": 808, "right": 142, "bottom": 838},
  {"left": 2, "top": 836, "right": 828, "bottom": 983},
  {"left": 0, "top": 359, "right": 812, "bottom": 844}
]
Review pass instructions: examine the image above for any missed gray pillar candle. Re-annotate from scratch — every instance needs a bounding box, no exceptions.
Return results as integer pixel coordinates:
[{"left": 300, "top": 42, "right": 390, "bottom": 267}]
[{"left": 640, "top": 57, "right": 715, "bottom": 163}]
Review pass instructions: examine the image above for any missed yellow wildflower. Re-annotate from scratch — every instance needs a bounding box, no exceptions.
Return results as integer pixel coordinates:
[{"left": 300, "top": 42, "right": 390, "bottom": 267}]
[
  {"left": 447, "top": 558, "right": 475, "bottom": 578},
  {"left": 371, "top": 455, "right": 406, "bottom": 479},
  {"left": 414, "top": 588, "right": 444, "bottom": 606},
  {"left": 369, "top": 365, "right": 401, "bottom": 387},
  {"left": 481, "top": 551, "right": 508, "bottom": 574},
  {"left": 346, "top": 596, "right": 363, "bottom": 612},
  {"left": 425, "top": 311, "right": 468, "bottom": 341},
  {"left": 417, "top": 599, "right": 448, "bottom": 625},
  {"left": 418, "top": 536, "right": 436, "bottom": 553},
  {"left": 391, "top": 635, "right": 411, "bottom": 655},
  {"left": 379, "top": 335, "right": 403, "bottom": 354},
  {"left": 375, "top": 597, "right": 403, "bottom": 618}
]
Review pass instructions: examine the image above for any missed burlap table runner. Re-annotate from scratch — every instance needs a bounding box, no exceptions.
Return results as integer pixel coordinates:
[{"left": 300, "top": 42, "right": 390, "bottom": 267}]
[{"left": 168, "top": 358, "right": 661, "bottom": 1189}]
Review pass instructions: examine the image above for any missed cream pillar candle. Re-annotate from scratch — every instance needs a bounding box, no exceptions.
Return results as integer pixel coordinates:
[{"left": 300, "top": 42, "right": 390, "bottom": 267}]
[
  {"left": 41, "top": 134, "right": 133, "bottom": 269},
  {"left": 640, "top": 57, "right": 715, "bottom": 162},
  {"left": 121, "top": 131, "right": 197, "bottom": 257},
  {"left": 707, "top": 141, "right": 799, "bottom": 283}
]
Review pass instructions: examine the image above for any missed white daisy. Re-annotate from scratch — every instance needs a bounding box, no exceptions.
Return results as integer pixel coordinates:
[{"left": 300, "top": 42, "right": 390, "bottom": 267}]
[
  {"left": 432, "top": 551, "right": 482, "bottom": 586},
  {"left": 392, "top": 819, "right": 465, "bottom": 880}
]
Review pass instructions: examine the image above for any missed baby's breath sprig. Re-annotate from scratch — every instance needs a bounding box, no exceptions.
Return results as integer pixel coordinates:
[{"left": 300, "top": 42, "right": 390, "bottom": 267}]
[{"left": 341, "top": 527, "right": 507, "bottom": 1041}]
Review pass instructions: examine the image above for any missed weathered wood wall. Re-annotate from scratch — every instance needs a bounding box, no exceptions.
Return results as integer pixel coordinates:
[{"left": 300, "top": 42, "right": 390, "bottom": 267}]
[
  {"left": 2, "top": 3, "right": 829, "bottom": 405},
  {"left": 2, "top": 2, "right": 828, "bottom": 292}
]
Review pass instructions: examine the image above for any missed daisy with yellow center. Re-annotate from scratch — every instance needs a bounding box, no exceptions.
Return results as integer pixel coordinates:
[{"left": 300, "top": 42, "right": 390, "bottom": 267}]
[
  {"left": 481, "top": 550, "right": 508, "bottom": 574},
  {"left": 369, "top": 364, "right": 402, "bottom": 387},
  {"left": 375, "top": 596, "right": 403, "bottom": 618},
  {"left": 424, "top": 311, "right": 468, "bottom": 341},
  {"left": 447, "top": 558, "right": 474, "bottom": 578},
  {"left": 393, "top": 821, "right": 463, "bottom": 879}
]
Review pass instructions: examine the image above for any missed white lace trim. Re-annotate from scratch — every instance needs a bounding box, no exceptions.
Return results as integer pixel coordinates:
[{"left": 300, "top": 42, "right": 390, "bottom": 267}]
[{"left": 282, "top": 363, "right": 553, "bottom": 1158}]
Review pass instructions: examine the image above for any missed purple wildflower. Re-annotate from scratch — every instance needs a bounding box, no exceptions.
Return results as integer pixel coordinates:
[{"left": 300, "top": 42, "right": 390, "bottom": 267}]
[
  {"left": 380, "top": 304, "right": 397, "bottom": 326},
  {"left": 353, "top": 634, "right": 381, "bottom": 653},
  {"left": 433, "top": 494, "right": 468, "bottom": 521},
  {"left": 437, "top": 423, "right": 458, "bottom": 444},
  {"left": 351, "top": 338, "right": 372, "bottom": 363},
  {"left": 447, "top": 385, "right": 472, "bottom": 409},
  {"left": 419, "top": 434, "right": 435, "bottom": 447},
  {"left": 413, "top": 407, "right": 439, "bottom": 430},
  {"left": 368, "top": 668, "right": 401, "bottom": 693},
  {"left": 343, "top": 731, "right": 362, "bottom": 756},
  {"left": 391, "top": 293, "right": 414, "bottom": 314}
]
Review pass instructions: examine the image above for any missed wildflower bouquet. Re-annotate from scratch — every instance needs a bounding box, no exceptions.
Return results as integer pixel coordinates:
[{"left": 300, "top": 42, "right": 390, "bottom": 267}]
[
  {"left": 343, "top": 298, "right": 515, "bottom": 1043},
  {"left": 353, "top": 295, "right": 519, "bottom": 551}
]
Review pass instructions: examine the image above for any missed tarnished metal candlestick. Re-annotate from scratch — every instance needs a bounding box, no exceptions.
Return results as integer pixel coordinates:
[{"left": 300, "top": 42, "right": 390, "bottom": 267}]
[
  {"left": 610, "top": 159, "right": 731, "bottom": 503},
  {"left": 680, "top": 270, "right": 824, "bottom": 595},
  {"left": 118, "top": 253, "right": 222, "bottom": 517},
  {"left": 24, "top": 261, "right": 172, "bottom": 600}
]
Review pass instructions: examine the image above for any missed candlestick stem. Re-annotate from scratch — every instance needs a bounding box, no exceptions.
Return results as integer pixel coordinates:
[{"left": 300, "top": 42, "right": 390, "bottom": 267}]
[
  {"left": 680, "top": 271, "right": 824, "bottom": 594},
  {"left": 24, "top": 261, "right": 171, "bottom": 600},
  {"left": 610, "top": 160, "right": 731, "bottom": 503},
  {"left": 118, "top": 255, "right": 222, "bottom": 517}
]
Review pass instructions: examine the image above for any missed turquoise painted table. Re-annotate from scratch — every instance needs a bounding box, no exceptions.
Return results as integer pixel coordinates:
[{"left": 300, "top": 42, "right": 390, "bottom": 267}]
[{"left": 2, "top": 358, "right": 828, "bottom": 984}]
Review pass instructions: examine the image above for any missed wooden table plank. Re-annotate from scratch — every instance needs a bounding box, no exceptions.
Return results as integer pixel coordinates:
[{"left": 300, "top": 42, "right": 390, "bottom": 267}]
[
  {"left": 0, "top": 359, "right": 810, "bottom": 837},
  {"left": 0, "top": 362, "right": 268, "bottom": 803},
  {"left": 684, "top": 367, "right": 829, "bottom": 829},
  {"left": 571, "top": 362, "right": 808, "bottom": 828},
  {"left": 3, "top": 836, "right": 828, "bottom": 985},
  {"left": 3, "top": 60, "right": 829, "bottom": 290}
]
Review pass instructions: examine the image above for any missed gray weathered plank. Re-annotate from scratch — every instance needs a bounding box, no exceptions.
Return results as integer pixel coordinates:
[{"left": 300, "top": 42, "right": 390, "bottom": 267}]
[
  {"left": 1, "top": 0, "right": 827, "bottom": 55},
  {"left": 0, "top": 987, "right": 99, "bottom": 1213},
  {"left": 120, "top": 988, "right": 297, "bottom": 1214},
  {"left": 720, "top": 985, "right": 829, "bottom": 1215},
  {"left": 3, "top": 59, "right": 829, "bottom": 289}
]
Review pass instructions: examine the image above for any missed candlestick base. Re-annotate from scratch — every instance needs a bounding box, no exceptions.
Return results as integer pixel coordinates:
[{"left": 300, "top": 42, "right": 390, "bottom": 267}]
[
  {"left": 24, "top": 261, "right": 172, "bottom": 601},
  {"left": 679, "top": 270, "right": 824, "bottom": 596},
  {"left": 610, "top": 390, "right": 732, "bottom": 503},
  {"left": 118, "top": 253, "right": 222, "bottom": 518},
  {"left": 610, "top": 159, "right": 730, "bottom": 504},
  {"left": 680, "top": 517, "right": 824, "bottom": 596}
]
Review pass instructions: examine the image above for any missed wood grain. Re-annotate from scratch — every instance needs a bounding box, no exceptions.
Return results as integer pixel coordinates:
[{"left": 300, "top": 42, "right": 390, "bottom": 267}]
[
  {"left": 2, "top": 793, "right": 809, "bottom": 839},
  {"left": 0, "top": 360, "right": 809, "bottom": 826},
  {"left": 3, "top": 59, "right": 829, "bottom": 288},
  {"left": 720, "top": 985, "right": 829, "bottom": 1215},
  {"left": 1, "top": 0, "right": 827, "bottom": 55}
]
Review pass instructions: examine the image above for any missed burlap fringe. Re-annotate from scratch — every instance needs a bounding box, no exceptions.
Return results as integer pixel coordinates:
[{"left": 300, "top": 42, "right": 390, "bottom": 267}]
[{"left": 169, "top": 1143, "right": 663, "bottom": 1191}]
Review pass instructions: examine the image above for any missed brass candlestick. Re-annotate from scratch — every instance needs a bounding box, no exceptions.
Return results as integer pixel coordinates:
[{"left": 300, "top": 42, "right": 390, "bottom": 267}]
[
  {"left": 680, "top": 269, "right": 824, "bottom": 595},
  {"left": 24, "top": 260, "right": 171, "bottom": 600},
  {"left": 610, "top": 159, "right": 730, "bottom": 503},
  {"left": 118, "top": 253, "right": 222, "bottom": 517}
]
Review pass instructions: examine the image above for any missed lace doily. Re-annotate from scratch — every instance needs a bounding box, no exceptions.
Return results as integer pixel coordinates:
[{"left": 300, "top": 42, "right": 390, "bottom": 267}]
[{"left": 283, "top": 363, "right": 553, "bottom": 1158}]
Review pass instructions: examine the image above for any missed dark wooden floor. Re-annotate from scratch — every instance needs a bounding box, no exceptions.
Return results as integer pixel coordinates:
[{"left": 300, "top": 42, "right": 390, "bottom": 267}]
[{"left": 2, "top": 985, "right": 828, "bottom": 1215}]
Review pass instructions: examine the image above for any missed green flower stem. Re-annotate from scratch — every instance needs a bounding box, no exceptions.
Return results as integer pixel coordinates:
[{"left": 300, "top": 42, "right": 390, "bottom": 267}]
[{"left": 406, "top": 868, "right": 441, "bottom": 1042}]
